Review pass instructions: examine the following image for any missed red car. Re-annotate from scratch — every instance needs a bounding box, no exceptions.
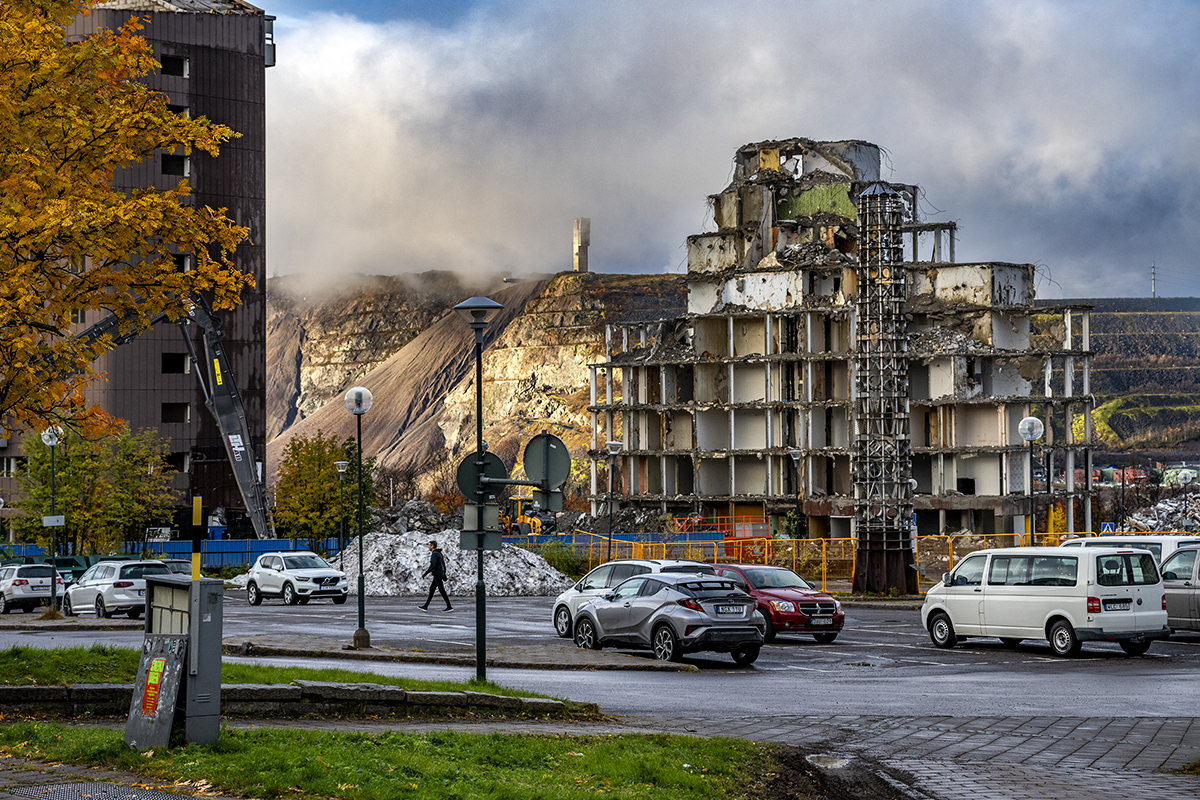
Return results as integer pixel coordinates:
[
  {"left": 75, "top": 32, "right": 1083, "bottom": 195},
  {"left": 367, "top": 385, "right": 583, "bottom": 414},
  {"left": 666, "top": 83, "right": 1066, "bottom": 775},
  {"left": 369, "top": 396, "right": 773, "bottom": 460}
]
[{"left": 713, "top": 564, "right": 844, "bottom": 643}]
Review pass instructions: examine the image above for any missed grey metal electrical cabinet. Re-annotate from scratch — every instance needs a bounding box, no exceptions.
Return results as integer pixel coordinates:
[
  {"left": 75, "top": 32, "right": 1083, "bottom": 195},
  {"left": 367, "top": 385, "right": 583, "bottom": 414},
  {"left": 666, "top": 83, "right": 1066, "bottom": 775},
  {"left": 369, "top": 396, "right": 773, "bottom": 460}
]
[{"left": 126, "top": 574, "right": 223, "bottom": 747}]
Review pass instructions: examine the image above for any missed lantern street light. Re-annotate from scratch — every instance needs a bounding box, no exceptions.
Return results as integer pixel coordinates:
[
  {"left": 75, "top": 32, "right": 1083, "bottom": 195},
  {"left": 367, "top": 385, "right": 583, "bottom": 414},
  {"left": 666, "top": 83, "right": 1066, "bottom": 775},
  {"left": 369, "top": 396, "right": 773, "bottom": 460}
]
[
  {"left": 344, "top": 387, "right": 373, "bottom": 649},
  {"left": 606, "top": 440, "right": 624, "bottom": 562},
  {"left": 1018, "top": 416, "right": 1044, "bottom": 545},
  {"left": 40, "top": 427, "right": 62, "bottom": 612},
  {"left": 788, "top": 448, "right": 803, "bottom": 529},
  {"left": 334, "top": 460, "right": 349, "bottom": 569},
  {"left": 453, "top": 296, "right": 503, "bottom": 683}
]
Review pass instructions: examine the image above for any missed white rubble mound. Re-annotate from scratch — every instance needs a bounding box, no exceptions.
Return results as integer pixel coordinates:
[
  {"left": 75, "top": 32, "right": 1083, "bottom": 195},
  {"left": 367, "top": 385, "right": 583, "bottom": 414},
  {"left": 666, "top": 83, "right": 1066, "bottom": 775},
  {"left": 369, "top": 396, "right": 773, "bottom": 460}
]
[
  {"left": 339, "top": 530, "right": 573, "bottom": 597},
  {"left": 1122, "top": 494, "right": 1200, "bottom": 532}
]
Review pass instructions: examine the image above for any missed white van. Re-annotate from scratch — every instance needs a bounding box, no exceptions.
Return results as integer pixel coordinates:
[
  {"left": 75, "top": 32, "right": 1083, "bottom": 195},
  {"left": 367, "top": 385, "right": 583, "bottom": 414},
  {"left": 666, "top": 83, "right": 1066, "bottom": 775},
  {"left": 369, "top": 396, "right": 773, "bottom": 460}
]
[
  {"left": 1058, "top": 534, "right": 1200, "bottom": 564},
  {"left": 921, "top": 546, "right": 1168, "bottom": 657}
]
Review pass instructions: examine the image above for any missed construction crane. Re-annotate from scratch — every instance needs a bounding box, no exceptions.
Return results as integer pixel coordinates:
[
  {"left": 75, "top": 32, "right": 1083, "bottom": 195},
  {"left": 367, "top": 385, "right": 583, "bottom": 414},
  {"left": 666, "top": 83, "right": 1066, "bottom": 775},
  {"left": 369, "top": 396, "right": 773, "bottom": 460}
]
[{"left": 75, "top": 297, "right": 276, "bottom": 539}]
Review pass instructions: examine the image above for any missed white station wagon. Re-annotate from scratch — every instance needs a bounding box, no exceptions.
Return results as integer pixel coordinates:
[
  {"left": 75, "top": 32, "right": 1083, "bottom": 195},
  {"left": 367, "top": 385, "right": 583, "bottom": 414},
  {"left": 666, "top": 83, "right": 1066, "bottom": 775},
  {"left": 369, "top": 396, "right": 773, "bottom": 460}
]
[{"left": 922, "top": 546, "right": 1169, "bottom": 657}]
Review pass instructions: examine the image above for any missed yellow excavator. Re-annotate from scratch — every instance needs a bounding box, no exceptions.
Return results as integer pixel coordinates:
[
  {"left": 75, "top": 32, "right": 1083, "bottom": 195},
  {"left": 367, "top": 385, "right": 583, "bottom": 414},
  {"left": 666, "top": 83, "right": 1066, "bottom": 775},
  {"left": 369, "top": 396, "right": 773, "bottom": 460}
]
[{"left": 501, "top": 496, "right": 546, "bottom": 535}]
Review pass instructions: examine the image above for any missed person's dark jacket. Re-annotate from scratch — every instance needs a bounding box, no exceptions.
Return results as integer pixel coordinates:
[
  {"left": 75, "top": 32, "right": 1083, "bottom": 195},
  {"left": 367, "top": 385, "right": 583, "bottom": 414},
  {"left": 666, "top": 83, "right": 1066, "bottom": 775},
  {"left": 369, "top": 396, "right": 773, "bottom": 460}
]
[{"left": 424, "top": 548, "right": 446, "bottom": 580}]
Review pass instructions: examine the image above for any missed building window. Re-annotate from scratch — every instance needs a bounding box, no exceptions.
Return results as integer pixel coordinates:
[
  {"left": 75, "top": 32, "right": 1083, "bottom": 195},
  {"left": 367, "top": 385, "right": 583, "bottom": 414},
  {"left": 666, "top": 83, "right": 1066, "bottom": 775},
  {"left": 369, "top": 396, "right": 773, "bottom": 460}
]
[
  {"left": 160, "top": 55, "right": 188, "bottom": 78},
  {"left": 166, "top": 452, "right": 189, "bottom": 473},
  {"left": 167, "top": 104, "right": 189, "bottom": 117},
  {"left": 0, "top": 457, "right": 26, "bottom": 477},
  {"left": 162, "top": 154, "right": 189, "bottom": 176},
  {"left": 162, "top": 353, "right": 189, "bottom": 374},
  {"left": 173, "top": 253, "right": 191, "bottom": 272},
  {"left": 71, "top": 309, "right": 86, "bottom": 325},
  {"left": 161, "top": 403, "right": 190, "bottom": 424}
]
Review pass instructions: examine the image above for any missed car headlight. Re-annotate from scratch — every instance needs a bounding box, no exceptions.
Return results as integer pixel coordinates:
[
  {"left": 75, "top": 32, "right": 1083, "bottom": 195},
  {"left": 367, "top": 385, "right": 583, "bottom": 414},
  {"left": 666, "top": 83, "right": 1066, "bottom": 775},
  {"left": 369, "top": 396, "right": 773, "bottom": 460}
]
[
  {"left": 834, "top": 600, "right": 842, "bottom": 612},
  {"left": 296, "top": 577, "right": 311, "bottom": 582},
  {"left": 770, "top": 600, "right": 795, "bottom": 612}
]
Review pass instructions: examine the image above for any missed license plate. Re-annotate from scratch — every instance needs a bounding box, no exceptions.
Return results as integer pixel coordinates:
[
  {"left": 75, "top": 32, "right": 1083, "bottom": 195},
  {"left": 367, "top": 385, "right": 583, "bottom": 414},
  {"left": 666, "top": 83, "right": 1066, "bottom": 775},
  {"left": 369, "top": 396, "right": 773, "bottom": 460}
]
[
  {"left": 32, "top": 586, "right": 47, "bottom": 592},
  {"left": 1105, "top": 602, "right": 1130, "bottom": 611},
  {"left": 812, "top": 617, "right": 833, "bottom": 625},
  {"left": 716, "top": 605, "right": 744, "bottom": 615}
]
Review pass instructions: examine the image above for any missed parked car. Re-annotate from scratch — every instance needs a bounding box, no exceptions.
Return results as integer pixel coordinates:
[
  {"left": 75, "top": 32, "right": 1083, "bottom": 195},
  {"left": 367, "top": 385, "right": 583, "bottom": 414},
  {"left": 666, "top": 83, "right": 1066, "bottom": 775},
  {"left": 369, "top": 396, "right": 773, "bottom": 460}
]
[
  {"left": 572, "top": 572, "right": 764, "bottom": 664},
  {"left": 921, "top": 546, "right": 1169, "bottom": 657},
  {"left": 1160, "top": 544, "right": 1200, "bottom": 633},
  {"left": 157, "top": 559, "right": 192, "bottom": 575},
  {"left": 712, "top": 564, "right": 844, "bottom": 643},
  {"left": 62, "top": 560, "right": 170, "bottom": 619},
  {"left": 1058, "top": 534, "right": 1200, "bottom": 564},
  {"left": 246, "top": 551, "right": 347, "bottom": 606},
  {"left": 0, "top": 564, "right": 64, "bottom": 613},
  {"left": 552, "top": 559, "right": 716, "bottom": 638}
]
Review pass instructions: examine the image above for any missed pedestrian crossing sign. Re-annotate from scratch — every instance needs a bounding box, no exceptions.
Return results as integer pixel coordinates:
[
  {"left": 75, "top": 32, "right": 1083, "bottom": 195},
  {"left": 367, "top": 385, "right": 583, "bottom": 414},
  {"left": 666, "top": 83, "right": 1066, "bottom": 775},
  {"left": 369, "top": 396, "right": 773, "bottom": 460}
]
[{"left": 1100, "top": 522, "right": 1115, "bottom": 533}]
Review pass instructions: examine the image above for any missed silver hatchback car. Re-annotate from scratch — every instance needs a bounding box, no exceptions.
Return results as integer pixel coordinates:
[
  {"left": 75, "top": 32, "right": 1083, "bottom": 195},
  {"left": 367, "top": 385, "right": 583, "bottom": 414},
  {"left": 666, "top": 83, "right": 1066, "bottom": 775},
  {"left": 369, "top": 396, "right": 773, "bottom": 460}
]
[
  {"left": 572, "top": 572, "right": 764, "bottom": 665},
  {"left": 552, "top": 559, "right": 716, "bottom": 639}
]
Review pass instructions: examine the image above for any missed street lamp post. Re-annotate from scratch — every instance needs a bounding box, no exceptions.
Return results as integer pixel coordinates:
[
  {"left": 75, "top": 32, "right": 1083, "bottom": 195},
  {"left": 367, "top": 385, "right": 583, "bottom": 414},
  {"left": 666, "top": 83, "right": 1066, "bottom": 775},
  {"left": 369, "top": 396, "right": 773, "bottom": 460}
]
[
  {"left": 1018, "top": 417, "right": 1044, "bottom": 545},
  {"left": 40, "top": 427, "right": 61, "bottom": 612},
  {"left": 606, "top": 440, "right": 623, "bottom": 562},
  {"left": 453, "top": 296, "right": 503, "bottom": 683},
  {"left": 344, "top": 387, "right": 373, "bottom": 649},
  {"left": 335, "top": 460, "right": 349, "bottom": 569},
  {"left": 788, "top": 449, "right": 803, "bottom": 535}
]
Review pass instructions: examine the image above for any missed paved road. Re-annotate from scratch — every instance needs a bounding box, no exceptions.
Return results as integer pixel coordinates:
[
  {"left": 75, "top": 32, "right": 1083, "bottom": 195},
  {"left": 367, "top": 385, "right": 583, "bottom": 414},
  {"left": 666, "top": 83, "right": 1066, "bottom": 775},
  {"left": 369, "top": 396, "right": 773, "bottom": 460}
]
[{"left": 4, "top": 593, "right": 1200, "bottom": 798}]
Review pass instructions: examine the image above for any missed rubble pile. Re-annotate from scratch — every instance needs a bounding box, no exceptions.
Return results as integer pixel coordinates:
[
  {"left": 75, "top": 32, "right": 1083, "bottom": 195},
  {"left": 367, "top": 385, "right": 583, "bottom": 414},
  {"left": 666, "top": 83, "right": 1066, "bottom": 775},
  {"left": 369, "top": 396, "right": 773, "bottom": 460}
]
[
  {"left": 1122, "top": 494, "right": 1200, "bottom": 532},
  {"left": 338, "top": 530, "right": 573, "bottom": 597}
]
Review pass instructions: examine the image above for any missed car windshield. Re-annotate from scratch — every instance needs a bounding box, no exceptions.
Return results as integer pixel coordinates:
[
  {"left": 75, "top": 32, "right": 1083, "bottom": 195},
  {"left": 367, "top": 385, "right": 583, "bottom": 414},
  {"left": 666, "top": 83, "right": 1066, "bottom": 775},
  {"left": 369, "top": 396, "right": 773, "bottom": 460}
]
[
  {"left": 283, "top": 555, "right": 329, "bottom": 570},
  {"left": 164, "top": 562, "right": 190, "bottom": 574},
  {"left": 18, "top": 566, "right": 54, "bottom": 578},
  {"left": 121, "top": 564, "right": 169, "bottom": 579},
  {"left": 742, "top": 568, "right": 810, "bottom": 590},
  {"left": 679, "top": 580, "right": 744, "bottom": 598}
]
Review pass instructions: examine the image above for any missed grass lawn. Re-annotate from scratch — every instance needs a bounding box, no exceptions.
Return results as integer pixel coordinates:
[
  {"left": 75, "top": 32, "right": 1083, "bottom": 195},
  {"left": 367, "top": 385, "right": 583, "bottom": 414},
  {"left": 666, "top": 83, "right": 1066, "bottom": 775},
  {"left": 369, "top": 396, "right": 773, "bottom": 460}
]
[
  {"left": 0, "top": 645, "right": 544, "bottom": 699},
  {"left": 0, "top": 722, "right": 774, "bottom": 800}
]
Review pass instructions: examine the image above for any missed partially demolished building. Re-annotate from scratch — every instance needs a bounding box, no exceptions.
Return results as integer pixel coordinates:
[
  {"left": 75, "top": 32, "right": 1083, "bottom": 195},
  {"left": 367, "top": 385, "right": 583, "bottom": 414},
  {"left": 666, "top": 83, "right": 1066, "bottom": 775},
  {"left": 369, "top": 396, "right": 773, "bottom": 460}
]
[{"left": 588, "top": 138, "right": 1093, "bottom": 591}]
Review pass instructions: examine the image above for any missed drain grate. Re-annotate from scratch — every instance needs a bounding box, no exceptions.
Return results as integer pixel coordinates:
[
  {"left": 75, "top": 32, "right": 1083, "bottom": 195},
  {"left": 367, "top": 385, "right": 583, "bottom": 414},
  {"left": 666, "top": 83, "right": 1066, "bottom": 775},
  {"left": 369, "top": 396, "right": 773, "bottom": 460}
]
[{"left": 8, "top": 781, "right": 191, "bottom": 799}]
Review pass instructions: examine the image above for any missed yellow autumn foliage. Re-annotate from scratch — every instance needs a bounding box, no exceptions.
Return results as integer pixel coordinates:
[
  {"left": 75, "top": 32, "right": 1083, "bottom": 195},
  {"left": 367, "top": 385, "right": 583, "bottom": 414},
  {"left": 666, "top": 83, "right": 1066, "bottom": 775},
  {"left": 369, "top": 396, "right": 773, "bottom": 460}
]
[{"left": 0, "top": 0, "right": 251, "bottom": 436}]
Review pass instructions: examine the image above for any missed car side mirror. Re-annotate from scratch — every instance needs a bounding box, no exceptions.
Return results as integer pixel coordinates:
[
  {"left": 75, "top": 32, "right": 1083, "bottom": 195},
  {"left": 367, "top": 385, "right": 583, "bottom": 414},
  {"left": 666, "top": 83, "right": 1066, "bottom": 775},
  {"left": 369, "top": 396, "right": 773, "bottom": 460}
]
[
  {"left": 942, "top": 572, "right": 950, "bottom": 586},
  {"left": 603, "top": 592, "right": 616, "bottom": 601},
  {"left": 1163, "top": 571, "right": 1176, "bottom": 581}
]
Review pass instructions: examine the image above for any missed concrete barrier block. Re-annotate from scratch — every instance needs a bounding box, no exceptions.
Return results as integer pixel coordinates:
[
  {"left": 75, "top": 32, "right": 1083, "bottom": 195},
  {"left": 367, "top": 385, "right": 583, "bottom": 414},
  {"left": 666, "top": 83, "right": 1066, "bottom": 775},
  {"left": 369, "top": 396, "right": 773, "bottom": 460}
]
[
  {"left": 520, "top": 698, "right": 565, "bottom": 713},
  {"left": 293, "top": 681, "right": 408, "bottom": 703},
  {"left": 405, "top": 691, "right": 467, "bottom": 707},
  {"left": 0, "top": 686, "right": 70, "bottom": 703},
  {"left": 69, "top": 684, "right": 134, "bottom": 703},
  {"left": 222, "top": 684, "right": 302, "bottom": 702},
  {"left": 462, "top": 691, "right": 521, "bottom": 709}
]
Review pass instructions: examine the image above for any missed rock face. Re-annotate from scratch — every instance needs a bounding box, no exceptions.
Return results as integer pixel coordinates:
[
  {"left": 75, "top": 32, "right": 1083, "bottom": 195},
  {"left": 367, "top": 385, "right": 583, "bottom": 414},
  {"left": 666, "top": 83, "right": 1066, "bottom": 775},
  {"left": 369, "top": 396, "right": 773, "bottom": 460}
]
[{"left": 266, "top": 272, "right": 687, "bottom": 484}]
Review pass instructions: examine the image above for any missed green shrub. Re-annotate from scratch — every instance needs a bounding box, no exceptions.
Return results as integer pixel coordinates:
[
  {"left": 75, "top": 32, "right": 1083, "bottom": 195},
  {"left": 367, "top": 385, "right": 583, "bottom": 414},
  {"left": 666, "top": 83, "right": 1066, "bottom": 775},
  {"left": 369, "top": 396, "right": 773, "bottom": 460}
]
[{"left": 535, "top": 540, "right": 584, "bottom": 577}]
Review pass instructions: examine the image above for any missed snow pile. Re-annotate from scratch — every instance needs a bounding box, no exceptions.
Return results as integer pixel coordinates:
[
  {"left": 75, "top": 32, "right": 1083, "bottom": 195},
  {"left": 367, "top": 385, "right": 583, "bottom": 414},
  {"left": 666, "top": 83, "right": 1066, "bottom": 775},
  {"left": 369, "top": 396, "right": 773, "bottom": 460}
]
[
  {"left": 340, "top": 529, "right": 573, "bottom": 596},
  {"left": 1122, "top": 495, "right": 1200, "bottom": 532}
]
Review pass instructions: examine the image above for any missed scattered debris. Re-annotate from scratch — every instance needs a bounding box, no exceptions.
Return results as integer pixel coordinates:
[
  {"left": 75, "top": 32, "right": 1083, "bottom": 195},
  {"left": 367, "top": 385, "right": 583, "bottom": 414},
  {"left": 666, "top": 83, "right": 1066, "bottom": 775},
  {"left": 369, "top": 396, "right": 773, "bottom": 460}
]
[{"left": 1121, "top": 494, "right": 1200, "bottom": 532}]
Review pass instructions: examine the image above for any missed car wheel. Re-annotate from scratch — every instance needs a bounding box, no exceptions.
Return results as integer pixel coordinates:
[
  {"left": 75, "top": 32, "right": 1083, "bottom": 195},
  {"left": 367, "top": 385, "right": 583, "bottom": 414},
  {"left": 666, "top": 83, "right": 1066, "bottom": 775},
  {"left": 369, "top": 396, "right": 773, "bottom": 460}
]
[
  {"left": 247, "top": 583, "right": 262, "bottom": 606},
  {"left": 332, "top": 595, "right": 347, "bottom": 605},
  {"left": 928, "top": 612, "right": 956, "bottom": 648},
  {"left": 731, "top": 645, "right": 760, "bottom": 666},
  {"left": 282, "top": 583, "right": 298, "bottom": 606},
  {"left": 999, "top": 637, "right": 1023, "bottom": 647},
  {"left": 1049, "top": 619, "right": 1081, "bottom": 657},
  {"left": 652, "top": 625, "right": 681, "bottom": 662},
  {"left": 1119, "top": 639, "right": 1152, "bottom": 656},
  {"left": 62, "top": 596, "right": 74, "bottom": 617},
  {"left": 760, "top": 612, "right": 776, "bottom": 643},
  {"left": 0, "top": 594, "right": 8, "bottom": 614},
  {"left": 95, "top": 597, "right": 112, "bottom": 619},
  {"left": 813, "top": 632, "right": 838, "bottom": 644},
  {"left": 574, "top": 617, "right": 601, "bottom": 650},
  {"left": 554, "top": 606, "right": 573, "bottom": 639}
]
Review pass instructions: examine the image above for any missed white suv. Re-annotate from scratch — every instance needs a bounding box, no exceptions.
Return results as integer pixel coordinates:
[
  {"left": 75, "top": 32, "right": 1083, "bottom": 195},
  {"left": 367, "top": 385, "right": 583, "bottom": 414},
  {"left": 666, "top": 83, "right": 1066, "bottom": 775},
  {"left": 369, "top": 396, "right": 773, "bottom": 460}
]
[
  {"left": 246, "top": 551, "right": 347, "bottom": 606},
  {"left": 0, "top": 564, "right": 64, "bottom": 613},
  {"left": 63, "top": 560, "right": 169, "bottom": 619},
  {"left": 552, "top": 559, "right": 716, "bottom": 638}
]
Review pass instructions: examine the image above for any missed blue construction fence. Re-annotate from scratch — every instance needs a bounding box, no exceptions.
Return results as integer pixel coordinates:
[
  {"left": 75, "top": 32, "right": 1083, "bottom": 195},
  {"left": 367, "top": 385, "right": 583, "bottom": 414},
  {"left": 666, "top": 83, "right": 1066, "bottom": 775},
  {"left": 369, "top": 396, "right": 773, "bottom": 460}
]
[{"left": 1, "top": 538, "right": 344, "bottom": 570}]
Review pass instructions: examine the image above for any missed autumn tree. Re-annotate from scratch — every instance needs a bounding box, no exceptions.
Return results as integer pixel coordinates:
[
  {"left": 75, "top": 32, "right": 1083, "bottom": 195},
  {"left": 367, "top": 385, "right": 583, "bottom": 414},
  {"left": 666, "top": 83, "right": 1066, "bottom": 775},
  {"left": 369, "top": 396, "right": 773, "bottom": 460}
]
[
  {"left": 14, "top": 419, "right": 176, "bottom": 554},
  {"left": 0, "top": 0, "right": 252, "bottom": 437},
  {"left": 273, "top": 430, "right": 377, "bottom": 544}
]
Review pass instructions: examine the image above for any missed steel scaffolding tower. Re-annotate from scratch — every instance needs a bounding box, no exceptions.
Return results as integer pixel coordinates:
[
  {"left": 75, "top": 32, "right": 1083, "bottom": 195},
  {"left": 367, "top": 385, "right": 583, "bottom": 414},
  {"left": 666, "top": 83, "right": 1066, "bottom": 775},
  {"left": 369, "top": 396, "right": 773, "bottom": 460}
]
[{"left": 853, "top": 183, "right": 917, "bottom": 593}]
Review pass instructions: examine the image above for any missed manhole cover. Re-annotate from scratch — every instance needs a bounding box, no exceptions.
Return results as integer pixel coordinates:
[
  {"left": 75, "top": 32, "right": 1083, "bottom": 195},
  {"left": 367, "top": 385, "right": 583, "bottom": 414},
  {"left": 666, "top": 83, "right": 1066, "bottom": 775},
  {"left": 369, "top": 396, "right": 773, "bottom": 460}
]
[{"left": 9, "top": 782, "right": 190, "bottom": 800}]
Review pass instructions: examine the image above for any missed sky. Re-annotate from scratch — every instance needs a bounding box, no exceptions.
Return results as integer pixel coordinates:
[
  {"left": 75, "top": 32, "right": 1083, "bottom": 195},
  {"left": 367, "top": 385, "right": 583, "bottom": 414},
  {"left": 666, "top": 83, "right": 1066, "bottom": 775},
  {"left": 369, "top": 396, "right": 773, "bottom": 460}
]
[{"left": 263, "top": 1, "right": 1200, "bottom": 299}]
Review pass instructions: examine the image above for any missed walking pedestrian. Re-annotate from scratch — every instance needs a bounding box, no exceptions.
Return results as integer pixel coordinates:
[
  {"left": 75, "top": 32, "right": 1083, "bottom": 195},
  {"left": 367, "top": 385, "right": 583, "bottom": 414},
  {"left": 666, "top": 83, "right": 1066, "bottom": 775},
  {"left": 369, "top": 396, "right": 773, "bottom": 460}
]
[{"left": 419, "top": 539, "right": 452, "bottom": 611}]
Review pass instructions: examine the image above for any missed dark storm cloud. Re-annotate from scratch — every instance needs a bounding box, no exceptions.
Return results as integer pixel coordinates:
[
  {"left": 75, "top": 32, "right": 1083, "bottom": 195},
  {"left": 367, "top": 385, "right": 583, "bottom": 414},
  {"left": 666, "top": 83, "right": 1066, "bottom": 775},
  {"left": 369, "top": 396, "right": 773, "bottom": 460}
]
[{"left": 267, "top": 0, "right": 1200, "bottom": 298}]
